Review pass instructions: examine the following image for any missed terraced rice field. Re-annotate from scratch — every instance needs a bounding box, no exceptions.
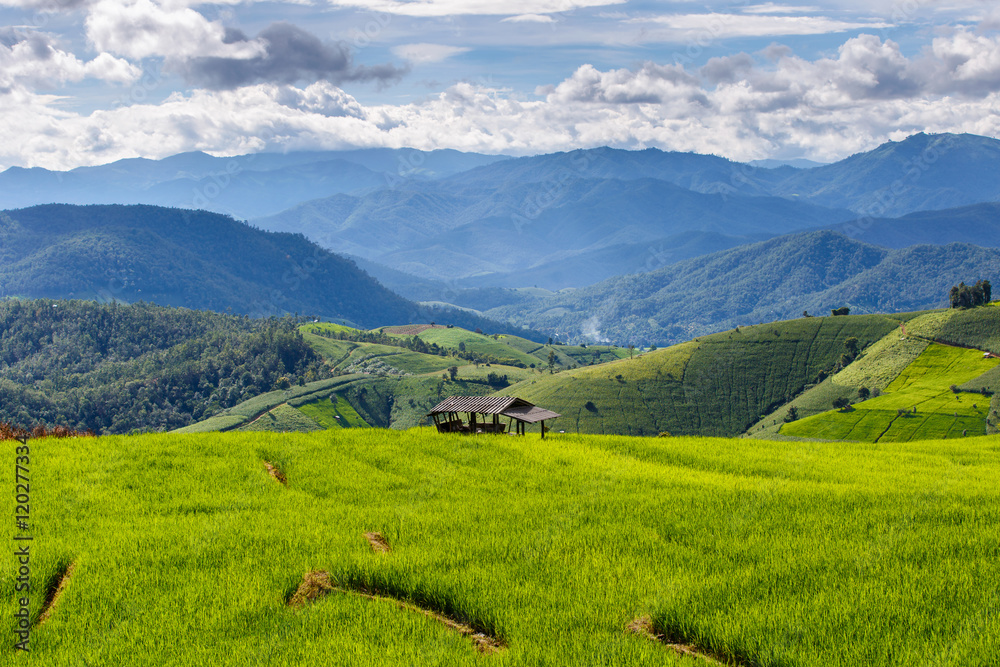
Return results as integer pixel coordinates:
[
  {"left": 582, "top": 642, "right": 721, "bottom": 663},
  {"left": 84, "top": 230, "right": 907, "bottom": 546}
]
[
  {"left": 5, "top": 429, "right": 998, "bottom": 665},
  {"left": 782, "top": 343, "right": 998, "bottom": 442},
  {"left": 506, "top": 315, "right": 904, "bottom": 437},
  {"left": 298, "top": 394, "right": 371, "bottom": 429}
]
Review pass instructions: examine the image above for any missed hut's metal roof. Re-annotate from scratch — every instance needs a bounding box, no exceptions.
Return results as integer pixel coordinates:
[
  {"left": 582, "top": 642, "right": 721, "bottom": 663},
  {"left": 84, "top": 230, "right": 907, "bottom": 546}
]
[
  {"left": 428, "top": 396, "right": 559, "bottom": 422},
  {"left": 500, "top": 405, "right": 562, "bottom": 423},
  {"left": 429, "top": 395, "right": 522, "bottom": 415}
]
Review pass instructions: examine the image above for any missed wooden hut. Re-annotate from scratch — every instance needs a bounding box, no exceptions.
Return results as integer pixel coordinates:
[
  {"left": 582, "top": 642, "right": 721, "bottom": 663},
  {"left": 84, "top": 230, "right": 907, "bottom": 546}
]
[{"left": 427, "top": 396, "right": 561, "bottom": 438}]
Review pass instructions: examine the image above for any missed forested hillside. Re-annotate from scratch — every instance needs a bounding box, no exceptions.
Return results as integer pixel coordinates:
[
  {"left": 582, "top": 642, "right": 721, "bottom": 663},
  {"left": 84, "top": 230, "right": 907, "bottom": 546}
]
[
  {"left": 0, "top": 204, "right": 541, "bottom": 338},
  {"left": 0, "top": 300, "right": 329, "bottom": 433},
  {"left": 488, "top": 232, "right": 1000, "bottom": 345},
  {"left": 0, "top": 204, "right": 422, "bottom": 325}
]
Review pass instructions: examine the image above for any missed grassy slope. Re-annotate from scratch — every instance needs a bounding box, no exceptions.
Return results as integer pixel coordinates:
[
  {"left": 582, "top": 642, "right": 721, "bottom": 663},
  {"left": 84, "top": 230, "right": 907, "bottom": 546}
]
[
  {"left": 782, "top": 343, "right": 997, "bottom": 441},
  {"left": 297, "top": 394, "right": 371, "bottom": 429},
  {"left": 236, "top": 403, "right": 322, "bottom": 432},
  {"left": 746, "top": 311, "right": 953, "bottom": 438},
  {"left": 172, "top": 377, "right": 362, "bottom": 433},
  {"left": 503, "top": 315, "right": 904, "bottom": 437},
  {"left": 417, "top": 328, "right": 544, "bottom": 367},
  {"left": 5, "top": 430, "right": 999, "bottom": 666}
]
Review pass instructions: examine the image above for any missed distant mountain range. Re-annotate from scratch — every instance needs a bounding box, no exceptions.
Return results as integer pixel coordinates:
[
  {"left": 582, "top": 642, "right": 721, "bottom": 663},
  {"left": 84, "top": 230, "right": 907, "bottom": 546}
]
[
  {"left": 4, "top": 133, "right": 1000, "bottom": 293},
  {"left": 0, "top": 149, "right": 507, "bottom": 219},
  {"left": 256, "top": 176, "right": 854, "bottom": 286},
  {"left": 254, "top": 133, "right": 1000, "bottom": 289},
  {"left": 0, "top": 204, "right": 540, "bottom": 338},
  {"left": 3, "top": 133, "right": 1000, "bottom": 345},
  {"left": 483, "top": 231, "right": 1000, "bottom": 345}
]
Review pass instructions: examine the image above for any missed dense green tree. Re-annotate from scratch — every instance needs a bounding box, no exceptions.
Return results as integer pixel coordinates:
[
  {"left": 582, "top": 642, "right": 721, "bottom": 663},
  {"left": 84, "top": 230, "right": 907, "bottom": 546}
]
[
  {"left": 0, "top": 299, "right": 329, "bottom": 433},
  {"left": 950, "top": 280, "right": 992, "bottom": 309}
]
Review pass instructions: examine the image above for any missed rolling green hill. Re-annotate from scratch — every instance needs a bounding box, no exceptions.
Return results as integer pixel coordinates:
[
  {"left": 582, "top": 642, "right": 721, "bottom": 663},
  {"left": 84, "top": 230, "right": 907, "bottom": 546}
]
[
  {"left": 781, "top": 343, "right": 995, "bottom": 442},
  {"left": 4, "top": 428, "right": 998, "bottom": 665},
  {"left": 487, "top": 231, "right": 1000, "bottom": 345},
  {"left": 0, "top": 204, "right": 421, "bottom": 325},
  {"left": 0, "top": 205, "right": 539, "bottom": 340},
  {"left": 499, "top": 314, "right": 908, "bottom": 437},
  {"left": 750, "top": 305, "right": 1000, "bottom": 442},
  {"left": 180, "top": 321, "right": 628, "bottom": 435}
]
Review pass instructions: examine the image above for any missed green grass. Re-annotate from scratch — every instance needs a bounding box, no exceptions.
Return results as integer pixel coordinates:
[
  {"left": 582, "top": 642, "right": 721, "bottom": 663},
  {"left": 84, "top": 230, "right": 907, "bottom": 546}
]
[
  {"left": 4, "top": 429, "right": 999, "bottom": 665},
  {"left": 417, "top": 328, "right": 543, "bottom": 367},
  {"left": 297, "top": 394, "right": 371, "bottom": 429},
  {"left": 505, "top": 315, "right": 902, "bottom": 437},
  {"left": 299, "top": 333, "right": 359, "bottom": 369},
  {"left": 236, "top": 403, "right": 322, "bottom": 432},
  {"left": 782, "top": 343, "right": 998, "bottom": 442},
  {"left": 831, "top": 310, "right": 953, "bottom": 392},
  {"left": 938, "top": 306, "right": 1000, "bottom": 353}
]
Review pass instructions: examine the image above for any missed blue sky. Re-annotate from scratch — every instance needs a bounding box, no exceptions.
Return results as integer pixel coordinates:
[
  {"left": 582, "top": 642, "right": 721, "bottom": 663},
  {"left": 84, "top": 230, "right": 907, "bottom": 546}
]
[{"left": 1, "top": 0, "right": 999, "bottom": 169}]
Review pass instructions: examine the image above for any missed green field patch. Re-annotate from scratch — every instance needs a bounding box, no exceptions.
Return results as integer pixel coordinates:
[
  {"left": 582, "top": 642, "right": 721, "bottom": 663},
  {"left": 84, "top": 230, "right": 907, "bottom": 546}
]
[
  {"left": 287, "top": 570, "right": 505, "bottom": 654},
  {"left": 783, "top": 343, "right": 998, "bottom": 442},
  {"left": 375, "top": 350, "right": 455, "bottom": 375},
  {"left": 297, "top": 394, "right": 371, "bottom": 429},
  {"left": 509, "top": 315, "right": 900, "bottom": 437},
  {"left": 418, "top": 328, "right": 542, "bottom": 367},
  {"left": 959, "top": 364, "right": 1000, "bottom": 393},
  {"left": 938, "top": 305, "right": 1000, "bottom": 353},
  {"left": 300, "top": 333, "right": 359, "bottom": 367},
  {"left": 379, "top": 324, "right": 442, "bottom": 336},
  {"left": 236, "top": 403, "right": 322, "bottom": 432},
  {"left": 886, "top": 343, "right": 993, "bottom": 392},
  {"left": 172, "top": 413, "right": 247, "bottom": 434},
  {"left": 832, "top": 323, "right": 934, "bottom": 391},
  {"left": 6, "top": 430, "right": 1000, "bottom": 665}
]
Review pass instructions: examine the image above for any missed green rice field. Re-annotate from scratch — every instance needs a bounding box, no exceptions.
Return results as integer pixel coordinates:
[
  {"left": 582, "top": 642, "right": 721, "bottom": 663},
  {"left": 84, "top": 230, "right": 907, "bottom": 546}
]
[
  {"left": 782, "top": 343, "right": 998, "bottom": 442},
  {"left": 3, "top": 428, "right": 999, "bottom": 665}
]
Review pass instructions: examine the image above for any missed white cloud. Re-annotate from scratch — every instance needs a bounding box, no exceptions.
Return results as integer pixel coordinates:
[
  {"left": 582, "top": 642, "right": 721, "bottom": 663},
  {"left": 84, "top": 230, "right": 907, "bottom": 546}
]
[
  {"left": 320, "top": 0, "right": 624, "bottom": 18},
  {"left": 6, "top": 28, "right": 1000, "bottom": 170},
  {"left": 627, "top": 13, "right": 891, "bottom": 39},
  {"left": 0, "top": 29, "right": 140, "bottom": 92},
  {"left": 391, "top": 43, "right": 470, "bottom": 63},
  {"left": 743, "top": 4, "right": 820, "bottom": 14},
  {"left": 501, "top": 14, "right": 555, "bottom": 23},
  {"left": 85, "top": 0, "right": 266, "bottom": 60}
]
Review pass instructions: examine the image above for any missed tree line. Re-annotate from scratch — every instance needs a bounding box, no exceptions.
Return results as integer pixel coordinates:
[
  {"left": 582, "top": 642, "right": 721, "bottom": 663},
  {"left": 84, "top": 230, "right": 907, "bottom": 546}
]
[
  {"left": 949, "top": 280, "right": 992, "bottom": 309},
  {"left": 0, "top": 299, "right": 330, "bottom": 434}
]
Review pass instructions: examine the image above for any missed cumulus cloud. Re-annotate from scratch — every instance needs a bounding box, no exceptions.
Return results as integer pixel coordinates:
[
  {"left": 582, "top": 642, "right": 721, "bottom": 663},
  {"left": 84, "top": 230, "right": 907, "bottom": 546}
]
[
  {"left": 6, "top": 28, "right": 1000, "bottom": 170},
  {"left": 628, "top": 13, "right": 890, "bottom": 39},
  {"left": 700, "top": 53, "right": 755, "bottom": 85},
  {"left": 86, "top": 0, "right": 408, "bottom": 91},
  {"left": 391, "top": 43, "right": 470, "bottom": 64},
  {"left": 178, "top": 22, "right": 408, "bottom": 89},
  {"left": 0, "top": 28, "right": 139, "bottom": 93},
  {"left": 501, "top": 14, "right": 555, "bottom": 23},
  {"left": 539, "top": 62, "right": 702, "bottom": 105},
  {"left": 321, "top": 0, "right": 624, "bottom": 18},
  {"left": 86, "top": 0, "right": 265, "bottom": 60}
]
